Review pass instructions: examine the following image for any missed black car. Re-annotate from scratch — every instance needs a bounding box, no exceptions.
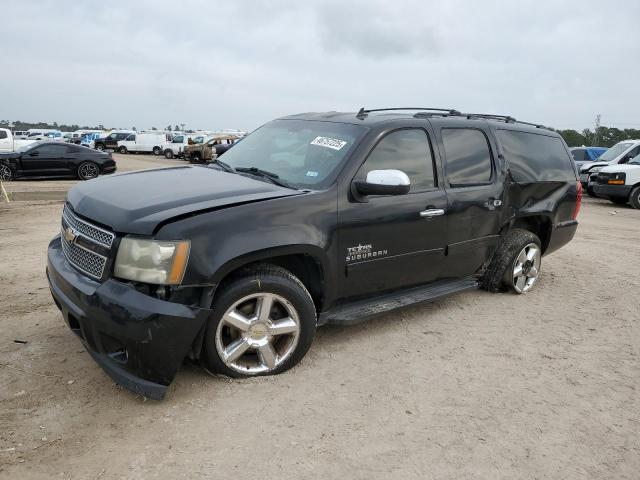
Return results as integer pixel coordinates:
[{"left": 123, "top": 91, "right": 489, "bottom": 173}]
[
  {"left": 94, "top": 132, "right": 132, "bottom": 151},
  {"left": 0, "top": 142, "right": 117, "bottom": 181},
  {"left": 46, "top": 108, "right": 580, "bottom": 399}
]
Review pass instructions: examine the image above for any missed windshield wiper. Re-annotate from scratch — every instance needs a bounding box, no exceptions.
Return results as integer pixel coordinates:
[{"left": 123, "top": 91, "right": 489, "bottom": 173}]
[
  {"left": 207, "top": 158, "right": 236, "bottom": 173},
  {"left": 235, "top": 167, "right": 293, "bottom": 189}
]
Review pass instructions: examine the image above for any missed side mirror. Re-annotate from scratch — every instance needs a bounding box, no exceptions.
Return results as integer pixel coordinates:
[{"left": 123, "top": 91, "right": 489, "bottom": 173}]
[{"left": 354, "top": 169, "right": 411, "bottom": 196}]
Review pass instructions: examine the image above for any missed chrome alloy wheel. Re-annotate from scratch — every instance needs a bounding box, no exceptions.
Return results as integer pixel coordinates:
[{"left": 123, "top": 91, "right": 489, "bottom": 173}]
[
  {"left": 0, "top": 164, "right": 12, "bottom": 180},
  {"left": 79, "top": 162, "right": 98, "bottom": 180},
  {"left": 512, "top": 242, "right": 541, "bottom": 293},
  {"left": 215, "top": 293, "right": 301, "bottom": 374}
]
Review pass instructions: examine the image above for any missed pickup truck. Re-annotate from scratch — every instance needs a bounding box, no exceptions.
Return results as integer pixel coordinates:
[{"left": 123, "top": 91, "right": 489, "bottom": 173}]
[
  {"left": 0, "top": 128, "right": 36, "bottom": 152},
  {"left": 46, "top": 107, "right": 580, "bottom": 399}
]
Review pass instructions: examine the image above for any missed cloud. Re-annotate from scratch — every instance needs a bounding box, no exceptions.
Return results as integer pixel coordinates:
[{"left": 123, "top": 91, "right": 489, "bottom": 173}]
[{"left": 1, "top": 0, "right": 639, "bottom": 131}]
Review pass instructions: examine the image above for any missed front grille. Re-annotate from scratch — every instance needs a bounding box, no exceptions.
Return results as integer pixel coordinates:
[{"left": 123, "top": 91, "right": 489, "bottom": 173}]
[
  {"left": 62, "top": 204, "right": 115, "bottom": 247},
  {"left": 61, "top": 204, "right": 114, "bottom": 280},
  {"left": 61, "top": 234, "right": 107, "bottom": 279}
]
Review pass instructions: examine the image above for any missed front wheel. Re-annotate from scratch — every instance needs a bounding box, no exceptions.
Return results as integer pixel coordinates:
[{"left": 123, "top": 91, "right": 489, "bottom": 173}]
[
  {"left": 630, "top": 186, "right": 640, "bottom": 209},
  {"left": 482, "top": 228, "right": 542, "bottom": 294},
  {"left": 95, "top": 143, "right": 105, "bottom": 152},
  {"left": 164, "top": 149, "right": 174, "bottom": 159},
  {"left": 77, "top": 161, "right": 99, "bottom": 181},
  {"left": 586, "top": 184, "right": 596, "bottom": 197},
  {"left": 202, "top": 265, "right": 316, "bottom": 378},
  {"left": 0, "top": 163, "right": 14, "bottom": 181},
  {"left": 119, "top": 146, "right": 128, "bottom": 154},
  {"left": 190, "top": 153, "right": 201, "bottom": 164}
]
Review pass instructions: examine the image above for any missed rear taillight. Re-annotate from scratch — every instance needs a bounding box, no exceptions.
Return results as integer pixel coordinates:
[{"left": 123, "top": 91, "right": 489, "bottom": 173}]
[{"left": 573, "top": 181, "right": 582, "bottom": 219}]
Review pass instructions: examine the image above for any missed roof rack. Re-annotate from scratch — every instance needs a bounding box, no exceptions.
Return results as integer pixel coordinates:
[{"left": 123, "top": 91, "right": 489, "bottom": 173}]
[
  {"left": 356, "top": 107, "right": 550, "bottom": 130},
  {"left": 356, "top": 107, "right": 461, "bottom": 119}
]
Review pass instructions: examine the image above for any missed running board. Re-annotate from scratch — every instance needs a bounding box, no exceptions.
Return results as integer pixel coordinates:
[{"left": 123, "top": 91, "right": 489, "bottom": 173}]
[{"left": 319, "top": 278, "right": 479, "bottom": 326}]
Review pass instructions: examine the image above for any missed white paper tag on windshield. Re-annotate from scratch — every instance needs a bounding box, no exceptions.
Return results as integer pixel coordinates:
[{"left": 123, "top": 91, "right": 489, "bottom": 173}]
[{"left": 310, "top": 136, "right": 347, "bottom": 151}]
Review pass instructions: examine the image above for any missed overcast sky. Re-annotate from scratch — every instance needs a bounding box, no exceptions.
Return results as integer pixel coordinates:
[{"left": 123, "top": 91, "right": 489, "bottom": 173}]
[{"left": 2, "top": 0, "right": 639, "bottom": 132}]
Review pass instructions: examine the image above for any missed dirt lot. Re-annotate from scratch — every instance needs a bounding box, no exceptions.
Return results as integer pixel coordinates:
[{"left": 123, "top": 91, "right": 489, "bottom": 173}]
[{"left": 1, "top": 156, "right": 638, "bottom": 479}]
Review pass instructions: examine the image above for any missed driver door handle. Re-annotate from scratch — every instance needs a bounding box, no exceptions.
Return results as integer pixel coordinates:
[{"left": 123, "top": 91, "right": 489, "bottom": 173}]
[{"left": 419, "top": 208, "right": 445, "bottom": 218}]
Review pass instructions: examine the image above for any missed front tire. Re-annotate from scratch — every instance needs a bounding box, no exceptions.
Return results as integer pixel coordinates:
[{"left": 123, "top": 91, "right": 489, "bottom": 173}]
[
  {"left": 202, "top": 265, "right": 316, "bottom": 378},
  {"left": 0, "top": 163, "right": 14, "bottom": 181},
  {"left": 164, "top": 149, "right": 174, "bottom": 159},
  {"left": 190, "top": 153, "right": 201, "bottom": 164},
  {"left": 119, "top": 146, "right": 128, "bottom": 154},
  {"left": 77, "top": 161, "right": 99, "bottom": 180},
  {"left": 95, "top": 143, "right": 105, "bottom": 152},
  {"left": 586, "top": 185, "right": 596, "bottom": 197},
  {"left": 481, "top": 228, "right": 542, "bottom": 294},
  {"left": 630, "top": 186, "right": 640, "bottom": 209}
]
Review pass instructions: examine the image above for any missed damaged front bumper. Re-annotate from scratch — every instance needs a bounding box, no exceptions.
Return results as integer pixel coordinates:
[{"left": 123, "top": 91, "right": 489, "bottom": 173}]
[{"left": 46, "top": 236, "right": 210, "bottom": 400}]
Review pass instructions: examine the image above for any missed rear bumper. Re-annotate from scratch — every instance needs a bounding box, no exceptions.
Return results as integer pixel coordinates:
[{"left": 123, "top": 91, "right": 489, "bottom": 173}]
[
  {"left": 593, "top": 183, "right": 632, "bottom": 198},
  {"left": 545, "top": 220, "right": 578, "bottom": 255},
  {"left": 47, "top": 236, "right": 210, "bottom": 399}
]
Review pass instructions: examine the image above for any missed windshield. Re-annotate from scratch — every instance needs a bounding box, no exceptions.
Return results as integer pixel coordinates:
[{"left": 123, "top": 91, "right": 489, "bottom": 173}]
[
  {"left": 220, "top": 119, "right": 368, "bottom": 189},
  {"left": 599, "top": 142, "right": 633, "bottom": 162}
]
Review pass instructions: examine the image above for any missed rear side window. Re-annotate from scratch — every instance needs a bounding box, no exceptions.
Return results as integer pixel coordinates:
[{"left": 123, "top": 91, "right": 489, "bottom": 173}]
[
  {"left": 441, "top": 128, "right": 493, "bottom": 186},
  {"left": 497, "top": 130, "right": 576, "bottom": 182},
  {"left": 0, "top": 131, "right": 7, "bottom": 139},
  {"left": 357, "top": 129, "right": 435, "bottom": 192}
]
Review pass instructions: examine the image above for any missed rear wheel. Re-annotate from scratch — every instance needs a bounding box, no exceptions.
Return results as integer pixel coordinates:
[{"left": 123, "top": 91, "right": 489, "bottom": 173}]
[
  {"left": 77, "top": 161, "right": 99, "bottom": 180},
  {"left": 481, "top": 228, "right": 542, "bottom": 294},
  {"left": 164, "top": 149, "right": 174, "bottom": 159},
  {"left": 202, "top": 265, "right": 316, "bottom": 378},
  {"left": 0, "top": 163, "right": 14, "bottom": 181},
  {"left": 152, "top": 146, "right": 161, "bottom": 155},
  {"left": 630, "top": 186, "right": 640, "bottom": 209}
]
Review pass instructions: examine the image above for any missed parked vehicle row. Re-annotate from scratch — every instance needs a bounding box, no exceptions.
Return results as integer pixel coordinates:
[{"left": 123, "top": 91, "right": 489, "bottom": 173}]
[{"left": 579, "top": 140, "right": 640, "bottom": 195}]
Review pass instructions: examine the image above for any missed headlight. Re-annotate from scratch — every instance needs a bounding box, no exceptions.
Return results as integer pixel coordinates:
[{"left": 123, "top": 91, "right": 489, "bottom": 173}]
[
  {"left": 114, "top": 237, "right": 190, "bottom": 285},
  {"left": 607, "top": 173, "right": 626, "bottom": 185}
]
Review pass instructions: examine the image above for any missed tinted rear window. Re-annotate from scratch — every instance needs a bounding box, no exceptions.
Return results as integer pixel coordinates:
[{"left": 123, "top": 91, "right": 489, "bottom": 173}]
[{"left": 497, "top": 130, "right": 576, "bottom": 182}]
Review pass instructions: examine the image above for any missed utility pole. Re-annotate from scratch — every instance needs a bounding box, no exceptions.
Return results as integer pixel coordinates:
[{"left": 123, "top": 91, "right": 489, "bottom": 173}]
[{"left": 592, "top": 114, "right": 601, "bottom": 146}]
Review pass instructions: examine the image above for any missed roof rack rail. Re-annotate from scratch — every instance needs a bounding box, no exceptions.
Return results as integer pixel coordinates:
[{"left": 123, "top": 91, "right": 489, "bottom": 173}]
[
  {"left": 356, "top": 107, "right": 461, "bottom": 119},
  {"left": 356, "top": 107, "right": 551, "bottom": 130}
]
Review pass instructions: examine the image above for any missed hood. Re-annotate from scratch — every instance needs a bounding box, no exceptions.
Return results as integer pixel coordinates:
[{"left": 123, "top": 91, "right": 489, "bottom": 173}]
[
  {"left": 580, "top": 161, "right": 609, "bottom": 172},
  {"left": 600, "top": 163, "right": 640, "bottom": 174},
  {"left": 67, "top": 166, "right": 302, "bottom": 235}
]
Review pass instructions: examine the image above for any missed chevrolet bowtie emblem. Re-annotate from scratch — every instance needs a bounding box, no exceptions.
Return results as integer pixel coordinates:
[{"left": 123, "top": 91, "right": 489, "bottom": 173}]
[{"left": 64, "top": 226, "right": 79, "bottom": 243}]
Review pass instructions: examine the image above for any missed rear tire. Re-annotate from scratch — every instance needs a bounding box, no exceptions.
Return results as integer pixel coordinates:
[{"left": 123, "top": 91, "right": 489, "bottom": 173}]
[
  {"left": 202, "top": 265, "right": 316, "bottom": 379},
  {"left": 164, "top": 149, "right": 174, "bottom": 159},
  {"left": 630, "top": 186, "right": 640, "bottom": 209},
  {"left": 153, "top": 146, "right": 161, "bottom": 155},
  {"left": 77, "top": 161, "right": 99, "bottom": 180},
  {"left": 481, "top": 228, "right": 542, "bottom": 294}
]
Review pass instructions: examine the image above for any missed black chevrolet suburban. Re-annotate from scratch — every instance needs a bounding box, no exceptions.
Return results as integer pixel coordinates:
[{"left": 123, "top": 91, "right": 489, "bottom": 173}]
[{"left": 46, "top": 108, "right": 581, "bottom": 399}]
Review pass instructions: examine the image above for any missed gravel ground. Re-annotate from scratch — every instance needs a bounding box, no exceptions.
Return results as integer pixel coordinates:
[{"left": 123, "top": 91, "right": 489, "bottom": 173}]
[{"left": 0, "top": 157, "right": 638, "bottom": 479}]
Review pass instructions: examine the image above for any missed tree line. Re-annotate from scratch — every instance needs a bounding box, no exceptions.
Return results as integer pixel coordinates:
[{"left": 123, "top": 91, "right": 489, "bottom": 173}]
[
  {"left": 556, "top": 127, "right": 640, "bottom": 148},
  {"left": 0, "top": 120, "right": 188, "bottom": 133}
]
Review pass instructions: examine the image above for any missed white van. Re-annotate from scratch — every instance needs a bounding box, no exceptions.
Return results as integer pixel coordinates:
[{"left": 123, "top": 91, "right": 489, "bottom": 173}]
[
  {"left": 161, "top": 134, "right": 201, "bottom": 159},
  {"left": 117, "top": 132, "right": 171, "bottom": 155},
  {"left": 580, "top": 140, "right": 640, "bottom": 195}
]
